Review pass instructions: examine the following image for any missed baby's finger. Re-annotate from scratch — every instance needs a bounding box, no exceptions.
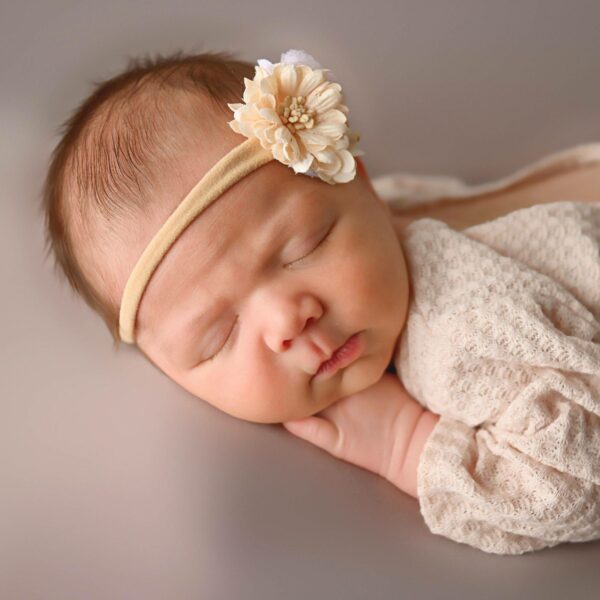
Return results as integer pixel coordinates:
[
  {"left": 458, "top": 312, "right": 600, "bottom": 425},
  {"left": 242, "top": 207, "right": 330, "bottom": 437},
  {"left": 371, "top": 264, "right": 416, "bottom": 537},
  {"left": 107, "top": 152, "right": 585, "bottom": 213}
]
[{"left": 282, "top": 416, "right": 341, "bottom": 456}]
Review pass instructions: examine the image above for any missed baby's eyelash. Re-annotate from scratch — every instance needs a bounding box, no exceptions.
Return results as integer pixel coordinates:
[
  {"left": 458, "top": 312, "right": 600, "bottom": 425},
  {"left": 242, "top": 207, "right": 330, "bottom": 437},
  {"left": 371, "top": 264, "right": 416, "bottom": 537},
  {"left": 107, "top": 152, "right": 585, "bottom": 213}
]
[
  {"left": 286, "top": 221, "right": 336, "bottom": 268},
  {"left": 204, "top": 316, "right": 238, "bottom": 363}
]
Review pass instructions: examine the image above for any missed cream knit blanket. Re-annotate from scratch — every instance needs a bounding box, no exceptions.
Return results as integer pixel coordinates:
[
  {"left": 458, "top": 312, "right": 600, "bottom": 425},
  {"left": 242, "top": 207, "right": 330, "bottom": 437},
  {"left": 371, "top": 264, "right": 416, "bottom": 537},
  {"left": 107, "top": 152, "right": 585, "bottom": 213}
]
[{"left": 394, "top": 200, "right": 600, "bottom": 555}]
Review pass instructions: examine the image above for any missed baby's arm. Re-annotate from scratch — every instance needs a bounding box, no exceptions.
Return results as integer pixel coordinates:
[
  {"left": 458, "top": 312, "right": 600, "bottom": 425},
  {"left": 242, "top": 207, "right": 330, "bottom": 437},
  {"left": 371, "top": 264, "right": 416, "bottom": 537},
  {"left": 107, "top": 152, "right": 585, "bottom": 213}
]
[
  {"left": 389, "top": 409, "right": 440, "bottom": 498},
  {"left": 283, "top": 373, "right": 439, "bottom": 499}
]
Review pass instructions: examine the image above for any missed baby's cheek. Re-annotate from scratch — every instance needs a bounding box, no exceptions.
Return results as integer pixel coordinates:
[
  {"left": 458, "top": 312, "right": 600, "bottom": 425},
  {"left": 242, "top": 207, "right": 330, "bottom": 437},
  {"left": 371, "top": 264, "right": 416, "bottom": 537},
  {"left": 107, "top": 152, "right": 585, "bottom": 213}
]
[
  {"left": 220, "top": 357, "right": 303, "bottom": 423},
  {"left": 347, "top": 252, "right": 389, "bottom": 305}
]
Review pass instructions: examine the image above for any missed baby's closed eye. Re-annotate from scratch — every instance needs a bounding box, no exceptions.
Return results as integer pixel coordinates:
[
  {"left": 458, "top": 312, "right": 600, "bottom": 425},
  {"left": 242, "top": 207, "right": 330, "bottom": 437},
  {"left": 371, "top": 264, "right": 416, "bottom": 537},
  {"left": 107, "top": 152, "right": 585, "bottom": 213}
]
[
  {"left": 198, "top": 315, "right": 239, "bottom": 365},
  {"left": 284, "top": 219, "right": 336, "bottom": 268}
]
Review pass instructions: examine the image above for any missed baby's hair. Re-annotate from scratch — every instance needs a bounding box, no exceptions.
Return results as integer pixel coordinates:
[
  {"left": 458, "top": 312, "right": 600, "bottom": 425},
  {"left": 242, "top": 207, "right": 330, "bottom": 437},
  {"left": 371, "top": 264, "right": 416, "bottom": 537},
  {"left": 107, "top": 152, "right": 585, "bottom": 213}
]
[{"left": 41, "top": 50, "right": 255, "bottom": 349}]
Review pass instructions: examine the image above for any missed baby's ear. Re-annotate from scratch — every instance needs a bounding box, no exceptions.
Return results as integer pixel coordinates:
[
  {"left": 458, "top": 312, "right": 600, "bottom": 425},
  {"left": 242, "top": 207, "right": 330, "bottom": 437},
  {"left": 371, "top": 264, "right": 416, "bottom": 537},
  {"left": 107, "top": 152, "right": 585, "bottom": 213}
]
[
  {"left": 355, "top": 156, "right": 387, "bottom": 211},
  {"left": 355, "top": 157, "right": 376, "bottom": 194},
  {"left": 356, "top": 156, "right": 368, "bottom": 179}
]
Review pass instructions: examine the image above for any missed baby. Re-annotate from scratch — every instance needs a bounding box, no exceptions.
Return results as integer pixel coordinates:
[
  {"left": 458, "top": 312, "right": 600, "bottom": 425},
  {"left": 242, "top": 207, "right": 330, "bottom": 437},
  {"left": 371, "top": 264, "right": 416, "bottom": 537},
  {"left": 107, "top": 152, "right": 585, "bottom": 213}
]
[{"left": 42, "top": 48, "right": 600, "bottom": 555}]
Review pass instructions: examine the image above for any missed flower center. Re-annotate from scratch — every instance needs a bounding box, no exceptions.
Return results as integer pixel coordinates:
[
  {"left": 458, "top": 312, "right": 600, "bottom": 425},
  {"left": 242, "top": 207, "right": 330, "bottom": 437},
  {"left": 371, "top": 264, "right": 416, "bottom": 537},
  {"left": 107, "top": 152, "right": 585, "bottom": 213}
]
[{"left": 278, "top": 95, "right": 316, "bottom": 133}]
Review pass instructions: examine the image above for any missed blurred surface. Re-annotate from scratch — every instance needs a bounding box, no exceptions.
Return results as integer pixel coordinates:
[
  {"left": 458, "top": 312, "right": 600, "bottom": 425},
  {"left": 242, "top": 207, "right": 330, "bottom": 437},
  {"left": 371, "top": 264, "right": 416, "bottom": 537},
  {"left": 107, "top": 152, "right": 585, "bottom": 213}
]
[{"left": 2, "top": 1, "right": 600, "bottom": 598}]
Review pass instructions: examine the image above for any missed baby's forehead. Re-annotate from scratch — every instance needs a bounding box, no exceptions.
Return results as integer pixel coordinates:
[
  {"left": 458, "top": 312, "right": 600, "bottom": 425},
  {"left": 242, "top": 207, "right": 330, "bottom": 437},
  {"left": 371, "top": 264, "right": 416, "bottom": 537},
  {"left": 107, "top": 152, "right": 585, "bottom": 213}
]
[{"left": 204, "top": 176, "right": 338, "bottom": 239}]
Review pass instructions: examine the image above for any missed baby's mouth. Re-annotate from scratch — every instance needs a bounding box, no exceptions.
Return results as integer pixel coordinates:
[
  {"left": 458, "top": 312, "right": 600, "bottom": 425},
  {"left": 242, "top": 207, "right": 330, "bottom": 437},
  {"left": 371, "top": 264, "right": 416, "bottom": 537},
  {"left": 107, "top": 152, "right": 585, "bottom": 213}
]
[{"left": 312, "top": 332, "right": 363, "bottom": 381}]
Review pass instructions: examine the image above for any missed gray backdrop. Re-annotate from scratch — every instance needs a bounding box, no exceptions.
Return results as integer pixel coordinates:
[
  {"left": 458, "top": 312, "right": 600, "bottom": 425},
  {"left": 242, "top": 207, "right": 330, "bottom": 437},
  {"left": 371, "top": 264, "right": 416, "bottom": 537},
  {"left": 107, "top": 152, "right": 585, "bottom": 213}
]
[{"left": 2, "top": 1, "right": 600, "bottom": 598}]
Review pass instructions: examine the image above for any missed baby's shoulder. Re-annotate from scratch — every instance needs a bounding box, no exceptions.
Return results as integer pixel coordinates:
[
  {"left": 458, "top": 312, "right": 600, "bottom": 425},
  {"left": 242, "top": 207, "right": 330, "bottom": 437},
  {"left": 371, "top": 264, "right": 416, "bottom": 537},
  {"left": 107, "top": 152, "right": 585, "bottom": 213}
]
[
  {"left": 463, "top": 201, "right": 600, "bottom": 316},
  {"left": 403, "top": 201, "right": 600, "bottom": 319},
  {"left": 463, "top": 200, "right": 600, "bottom": 241}
]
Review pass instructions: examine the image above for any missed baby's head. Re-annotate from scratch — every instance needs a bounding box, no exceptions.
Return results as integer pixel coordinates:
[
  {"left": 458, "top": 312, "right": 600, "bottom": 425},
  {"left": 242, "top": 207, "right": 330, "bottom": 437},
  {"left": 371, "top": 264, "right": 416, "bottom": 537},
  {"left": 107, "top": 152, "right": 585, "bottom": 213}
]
[{"left": 42, "top": 49, "right": 410, "bottom": 423}]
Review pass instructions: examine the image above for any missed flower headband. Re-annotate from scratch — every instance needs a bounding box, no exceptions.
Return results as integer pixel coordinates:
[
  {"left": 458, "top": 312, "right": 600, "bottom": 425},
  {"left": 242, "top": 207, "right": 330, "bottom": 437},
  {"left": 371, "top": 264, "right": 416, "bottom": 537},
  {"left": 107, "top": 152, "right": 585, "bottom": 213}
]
[{"left": 118, "top": 49, "right": 363, "bottom": 343}]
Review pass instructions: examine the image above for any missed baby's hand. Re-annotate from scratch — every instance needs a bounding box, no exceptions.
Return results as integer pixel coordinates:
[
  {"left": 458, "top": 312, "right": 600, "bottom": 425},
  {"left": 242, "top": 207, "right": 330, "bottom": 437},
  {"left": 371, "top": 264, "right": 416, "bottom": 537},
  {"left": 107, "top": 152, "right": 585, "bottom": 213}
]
[{"left": 283, "top": 373, "right": 426, "bottom": 496}]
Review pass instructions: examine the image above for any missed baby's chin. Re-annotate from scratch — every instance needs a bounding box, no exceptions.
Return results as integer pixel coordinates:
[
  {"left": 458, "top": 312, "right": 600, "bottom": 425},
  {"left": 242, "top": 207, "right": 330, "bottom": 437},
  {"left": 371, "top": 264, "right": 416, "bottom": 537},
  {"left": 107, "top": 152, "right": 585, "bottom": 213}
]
[{"left": 305, "top": 358, "right": 388, "bottom": 416}]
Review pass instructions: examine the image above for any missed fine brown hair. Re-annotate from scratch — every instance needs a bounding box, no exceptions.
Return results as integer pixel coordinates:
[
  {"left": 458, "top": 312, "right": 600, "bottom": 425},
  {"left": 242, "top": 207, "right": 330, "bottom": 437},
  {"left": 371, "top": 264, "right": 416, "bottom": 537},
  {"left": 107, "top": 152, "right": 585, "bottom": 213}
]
[{"left": 41, "top": 50, "right": 255, "bottom": 350}]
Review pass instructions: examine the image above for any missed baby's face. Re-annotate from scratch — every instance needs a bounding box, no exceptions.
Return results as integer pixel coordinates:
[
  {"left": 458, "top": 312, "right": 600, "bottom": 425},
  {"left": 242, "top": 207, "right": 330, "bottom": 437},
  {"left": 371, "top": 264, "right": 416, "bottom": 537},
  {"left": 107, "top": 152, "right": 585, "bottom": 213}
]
[{"left": 130, "top": 154, "right": 410, "bottom": 424}]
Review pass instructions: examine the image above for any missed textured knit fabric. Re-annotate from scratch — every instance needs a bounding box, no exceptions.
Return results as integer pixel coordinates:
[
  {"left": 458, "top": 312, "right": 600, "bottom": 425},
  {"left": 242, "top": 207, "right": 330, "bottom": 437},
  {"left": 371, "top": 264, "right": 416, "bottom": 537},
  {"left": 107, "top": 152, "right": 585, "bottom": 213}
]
[{"left": 393, "top": 200, "right": 600, "bottom": 555}]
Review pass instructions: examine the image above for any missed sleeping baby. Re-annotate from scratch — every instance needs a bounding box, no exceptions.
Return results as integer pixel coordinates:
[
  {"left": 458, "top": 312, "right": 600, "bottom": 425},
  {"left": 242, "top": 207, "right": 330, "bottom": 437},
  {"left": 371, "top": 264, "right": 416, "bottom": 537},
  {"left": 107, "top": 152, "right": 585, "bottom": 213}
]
[{"left": 42, "top": 48, "right": 600, "bottom": 555}]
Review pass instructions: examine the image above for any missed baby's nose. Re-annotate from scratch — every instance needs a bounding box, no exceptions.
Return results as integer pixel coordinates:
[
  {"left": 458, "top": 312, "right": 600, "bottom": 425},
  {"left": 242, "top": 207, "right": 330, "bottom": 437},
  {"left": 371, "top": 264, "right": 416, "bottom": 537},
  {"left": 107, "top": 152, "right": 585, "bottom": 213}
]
[
  {"left": 254, "top": 288, "right": 323, "bottom": 353},
  {"left": 281, "top": 317, "right": 316, "bottom": 351}
]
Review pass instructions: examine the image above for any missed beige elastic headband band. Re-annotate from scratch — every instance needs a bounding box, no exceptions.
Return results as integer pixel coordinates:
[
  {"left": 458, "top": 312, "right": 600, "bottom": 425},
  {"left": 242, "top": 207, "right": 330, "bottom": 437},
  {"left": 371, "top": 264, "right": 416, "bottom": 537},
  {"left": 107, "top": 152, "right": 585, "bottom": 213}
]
[{"left": 118, "top": 137, "right": 273, "bottom": 343}]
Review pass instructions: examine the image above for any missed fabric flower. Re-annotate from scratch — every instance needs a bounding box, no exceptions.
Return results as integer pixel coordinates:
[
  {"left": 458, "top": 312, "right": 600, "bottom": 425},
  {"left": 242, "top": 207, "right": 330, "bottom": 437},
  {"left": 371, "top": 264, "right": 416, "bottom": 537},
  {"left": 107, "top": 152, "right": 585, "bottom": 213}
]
[{"left": 227, "top": 49, "right": 363, "bottom": 185}]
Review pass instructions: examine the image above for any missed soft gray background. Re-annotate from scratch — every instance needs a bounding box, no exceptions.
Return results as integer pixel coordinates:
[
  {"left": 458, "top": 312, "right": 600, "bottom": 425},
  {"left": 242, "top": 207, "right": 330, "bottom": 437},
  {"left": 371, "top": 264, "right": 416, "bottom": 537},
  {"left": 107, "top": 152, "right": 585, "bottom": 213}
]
[{"left": 2, "top": 1, "right": 600, "bottom": 598}]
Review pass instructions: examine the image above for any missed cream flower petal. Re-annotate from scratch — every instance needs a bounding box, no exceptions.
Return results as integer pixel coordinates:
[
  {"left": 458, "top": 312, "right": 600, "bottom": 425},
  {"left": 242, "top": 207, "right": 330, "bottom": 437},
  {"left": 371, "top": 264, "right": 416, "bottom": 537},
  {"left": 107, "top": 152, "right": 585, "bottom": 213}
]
[
  {"left": 228, "top": 119, "right": 242, "bottom": 135},
  {"left": 337, "top": 103, "right": 350, "bottom": 115},
  {"left": 314, "top": 148, "right": 339, "bottom": 166},
  {"left": 260, "top": 123, "right": 279, "bottom": 144},
  {"left": 242, "top": 78, "right": 261, "bottom": 104},
  {"left": 238, "top": 120, "right": 259, "bottom": 138},
  {"left": 339, "top": 149, "right": 355, "bottom": 173},
  {"left": 234, "top": 104, "right": 261, "bottom": 126},
  {"left": 333, "top": 170, "right": 356, "bottom": 184},
  {"left": 257, "top": 59, "right": 275, "bottom": 74},
  {"left": 227, "top": 49, "right": 362, "bottom": 184},
  {"left": 258, "top": 107, "right": 281, "bottom": 124},
  {"left": 255, "top": 66, "right": 271, "bottom": 80},
  {"left": 262, "top": 94, "right": 276, "bottom": 110},
  {"left": 311, "top": 118, "right": 346, "bottom": 138},
  {"left": 312, "top": 143, "right": 359, "bottom": 184},
  {"left": 298, "top": 130, "right": 330, "bottom": 151},
  {"left": 276, "top": 64, "right": 298, "bottom": 98},
  {"left": 271, "top": 143, "right": 286, "bottom": 163},
  {"left": 317, "top": 108, "right": 347, "bottom": 124},
  {"left": 283, "top": 138, "right": 303, "bottom": 164},
  {"left": 282, "top": 144, "right": 294, "bottom": 163},
  {"left": 291, "top": 153, "right": 314, "bottom": 174},
  {"left": 273, "top": 137, "right": 300, "bottom": 164},
  {"left": 306, "top": 84, "right": 343, "bottom": 114},
  {"left": 259, "top": 76, "right": 278, "bottom": 98},
  {"left": 253, "top": 121, "right": 273, "bottom": 140},
  {"left": 296, "top": 67, "right": 327, "bottom": 98},
  {"left": 275, "top": 126, "right": 293, "bottom": 144}
]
